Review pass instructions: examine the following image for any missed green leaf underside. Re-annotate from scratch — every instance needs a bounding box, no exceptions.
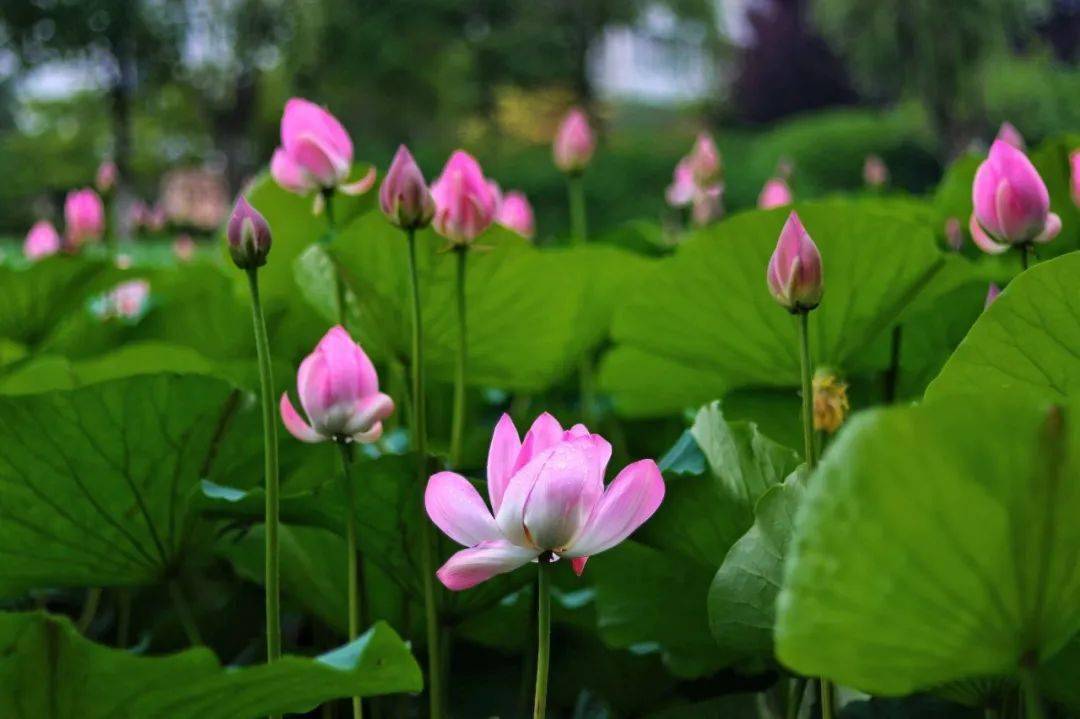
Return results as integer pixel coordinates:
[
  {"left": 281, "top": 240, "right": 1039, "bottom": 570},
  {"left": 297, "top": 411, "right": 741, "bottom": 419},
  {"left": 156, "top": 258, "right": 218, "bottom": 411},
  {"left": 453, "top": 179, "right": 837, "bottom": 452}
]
[
  {"left": 776, "top": 395, "right": 1080, "bottom": 695},
  {"left": 926, "top": 252, "right": 1080, "bottom": 404},
  {"left": 0, "top": 611, "right": 421, "bottom": 719},
  {"left": 0, "top": 374, "right": 237, "bottom": 594},
  {"left": 600, "top": 199, "right": 944, "bottom": 417}
]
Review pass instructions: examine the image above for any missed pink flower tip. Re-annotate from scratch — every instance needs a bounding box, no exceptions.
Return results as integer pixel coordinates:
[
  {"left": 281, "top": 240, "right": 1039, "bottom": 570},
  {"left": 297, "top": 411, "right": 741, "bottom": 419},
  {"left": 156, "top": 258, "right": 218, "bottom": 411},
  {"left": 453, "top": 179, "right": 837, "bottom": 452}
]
[
  {"left": 380, "top": 145, "right": 435, "bottom": 230},
  {"left": 430, "top": 150, "right": 498, "bottom": 246},
  {"left": 553, "top": 107, "right": 595, "bottom": 175},
  {"left": 226, "top": 196, "right": 272, "bottom": 270},
  {"left": 995, "top": 122, "right": 1025, "bottom": 151},
  {"left": 496, "top": 191, "right": 536, "bottom": 239},
  {"left": 24, "top": 220, "right": 62, "bottom": 261},
  {"left": 766, "top": 211, "right": 823, "bottom": 312},
  {"left": 758, "top": 177, "right": 793, "bottom": 209}
]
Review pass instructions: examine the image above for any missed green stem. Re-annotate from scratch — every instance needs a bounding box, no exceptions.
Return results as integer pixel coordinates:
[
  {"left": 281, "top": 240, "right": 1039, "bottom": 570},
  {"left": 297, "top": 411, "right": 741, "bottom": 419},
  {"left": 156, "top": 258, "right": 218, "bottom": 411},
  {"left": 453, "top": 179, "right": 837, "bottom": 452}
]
[
  {"left": 787, "top": 676, "right": 808, "bottom": 719},
  {"left": 337, "top": 441, "right": 363, "bottom": 719},
  {"left": 819, "top": 678, "right": 835, "bottom": 719},
  {"left": 449, "top": 248, "right": 468, "bottom": 468},
  {"left": 1020, "top": 667, "right": 1044, "bottom": 719},
  {"left": 797, "top": 311, "right": 816, "bottom": 468},
  {"left": 533, "top": 558, "right": 552, "bottom": 719},
  {"left": 1020, "top": 244, "right": 1030, "bottom": 271},
  {"left": 246, "top": 269, "right": 281, "bottom": 670},
  {"left": 883, "top": 325, "right": 903, "bottom": 404},
  {"left": 407, "top": 228, "right": 443, "bottom": 719},
  {"left": 168, "top": 579, "right": 203, "bottom": 646},
  {"left": 567, "top": 175, "right": 587, "bottom": 245},
  {"left": 76, "top": 587, "right": 102, "bottom": 634}
]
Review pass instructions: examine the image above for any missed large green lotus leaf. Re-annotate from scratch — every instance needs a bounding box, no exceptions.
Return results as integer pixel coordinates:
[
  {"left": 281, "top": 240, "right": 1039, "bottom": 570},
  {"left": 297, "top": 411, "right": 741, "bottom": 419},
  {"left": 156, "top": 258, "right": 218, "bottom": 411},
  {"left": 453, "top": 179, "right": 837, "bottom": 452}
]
[
  {"left": 775, "top": 395, "right": 1080, "bottom": 694},
  {"left": 925, "top": 252, "right": 1080, "bottom": 404},
  {"left": 0, "top": 256, "right": 119, "bottom": 351},
  {"left": 592, "top": 404, "right": 800, "bottom": 677},
  {"left": 0, "top": 611, "right": 420, "bottom": 718},
  {"left": 600, "top": 199, "right": 944, "bottom": 417},
  {"left": 707, "top": 473, "right": 805, "bottom": 670},
  {"left": 0, "top": 374, "right": 239, "bottom": 595}
]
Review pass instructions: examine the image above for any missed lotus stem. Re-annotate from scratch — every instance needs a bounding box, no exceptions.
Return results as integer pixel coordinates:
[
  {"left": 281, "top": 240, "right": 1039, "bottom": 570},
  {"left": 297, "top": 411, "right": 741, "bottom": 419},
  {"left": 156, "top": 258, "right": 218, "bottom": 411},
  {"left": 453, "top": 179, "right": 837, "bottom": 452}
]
[
  {"left": 533, "top": 557, "right": 552, "bottom": 719},
  {"left": 449, "top": 247, "right": 468, "bottom": 468}
]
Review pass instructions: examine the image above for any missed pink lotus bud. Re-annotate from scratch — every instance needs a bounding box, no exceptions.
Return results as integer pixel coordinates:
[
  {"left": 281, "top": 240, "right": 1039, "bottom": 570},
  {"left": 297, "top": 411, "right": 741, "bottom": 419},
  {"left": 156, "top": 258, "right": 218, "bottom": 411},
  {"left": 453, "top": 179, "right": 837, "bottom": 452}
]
[
  {"left": 95, "top": 160, "right": 118, "bottom": 193},
  {"left": 23, "top": 220, "right": 61, "bottom": 261},
  {"left": 970, "top": 140, "right": 1061, "bottom": 253},
  {"left": 688, "top": 132, "right": 721, "bottom": 185},
  {"left": 691, "top": 184, "right": 723, "bottom": 226},
  {"left": 64, "top": 188, "right": 105, "bottom": 248},
  {"left": 666, "top": 159, "right": 696, "bottom": 208},
  {"left": 379, "top": 145, "right": 435, "bottom": 230},
  {"left": 279, "top": 325, "right": 394, "bottom": 444},
  {"left": 985, "top": 283, "right": 1001, "bottom": 309},
  {"left": 553, "top": 107, "right": 595, "bottom": 175},
  {"left": 430, "top": 150, "right": 499, "bottom": 246},
  {"left": 110, "top": 280, "right": 150, "bottom": 319},
  {"left": 173, "top": 235, "right": 196, "bottom": 262},
  {"left": 995, "top": 122, "right": 1025, "bottom": 151},
  {"left": 226, "top": 196, "right": 272, "bottom": 270},
  {"left": 863, "top": 155, "right": 888, "bottom": 188},
  {"left": 758, "top": 177, "right": 793, "bottom": 209},
  {"left": 425, "top": 412, "right": 664, "bottom": 590},
  {"left": 497, "top": 191, "right": 536, "bottom": 239},
  {"left": 1070, "top": 149, "right": 1079, "bottom": 207},
  {"left": 145, "top": 204, "right": 167, "bottom": 233},
  {"left": 944, "top": 216, "right": 964, "bottom": 251},
  {"left": 766, "top": 211, "right": 823, "bottom": 312},
  {"left": 270, "top": 98, "right": 376, "bottom": 198}
]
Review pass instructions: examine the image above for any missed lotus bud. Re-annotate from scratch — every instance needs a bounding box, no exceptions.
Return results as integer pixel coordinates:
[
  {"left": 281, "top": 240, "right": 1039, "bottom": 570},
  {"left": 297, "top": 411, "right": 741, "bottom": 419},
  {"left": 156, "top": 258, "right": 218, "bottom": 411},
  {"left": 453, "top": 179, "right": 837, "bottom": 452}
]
[
  {"left": 64, "top": 188, "right": 105, "bottom": 248},
  {"left": 995, "top": 122, "right": 1025, "bottom": 151},
  {"left": 688, "top": 132, "right": 721, "bottom": 185},
  {"left": 553, "top": 107, "right": 595, "bottom": 175},
  {"left": 226, "top": 196, "right": 272, "bottom": 270},
  {"left": 379, "top": 145, "right": 435, "bottom": 230},
  {"left": 970, "top": 140, "right": 1061, "bottom": 253},
  {"left": 863, "top": 155, "right": 888, "bottom": 188},
  {"left": 24, "top": 220, "right": 62, "bottom": 261},
  {"left": 944, "top": 216, "right": 964, "bottom": 251},
  {"left": 812, "top": 368, "right": 849, "bottom": 434},
  {"left": 1070, "top": 149, "right": 1079, "bottom": 208},
  {"left": 430, "top": 150, "right": 498, "bottom": 246},
  {"left": 271, "top": 98, "right": 376, "bottom": 200},
  {"left": 96, "top": 160, "right": 118, "bottom": 194},
  {"left": 985, "top": 283, "right": 1001, "bottom": 309},
  {"left": 497, "top": 190, "right": 536, "bottom": 239},
  {"left": 758, "top": 177, "right": 793, "bottom": 209},
  {"left": 766, "top": 211, "right": 823, "bottom": 312}
]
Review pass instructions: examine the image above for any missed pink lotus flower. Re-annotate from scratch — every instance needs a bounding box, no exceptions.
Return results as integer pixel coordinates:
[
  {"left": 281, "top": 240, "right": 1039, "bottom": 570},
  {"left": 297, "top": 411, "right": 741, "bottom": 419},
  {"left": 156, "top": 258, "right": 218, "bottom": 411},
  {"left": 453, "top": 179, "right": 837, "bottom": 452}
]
[
  {"left": 96, "top": 160, "right": 118, "bottom": 193},
  {"left": 553, "top": 108, "right": 595, "bottom": 175},
  {"left": 426, "top": 413, "right": 664, "bottom": 590},
  {"left": 270, "top": 98, "right": 376, "bottom": 198},
  {"left": 430, "top": 150, "right": 499, "bottom": 246},
  {"left": 110, "top": 279, "right": 150, "bottom": 319},
  {"left": 1070, "top": 149, "right": 1079, "bottom": 207},
  {"left": 666, "top": 157, "right": 723, "bottom": 226},
  {"left": 767, "top": 211, "right": 823, "bottom": 312},
  {"left": 690, "top": 185, "right": 723, "bottom": 226},
  {"left": 996, "top": 122, "right": 1025, "bottom": 151},
  {"left": 758, "top": 177, "right": 793, "bottom": 209},
  {"left": 687, "top": 132, "right": 721, "bottom": 185},
  {"left": 496, "top": 190, "right": 535, "bottom": 239},
  {"left": 863, "top": 155, "right": 888, "bottom": 188},
  {"left": 665, "top": 159, "right": 697, "bottom": 208},
  {"left": 944, "top": 216, "right": 964, "bottom": 251},
  {"left": 64, "top": 188, "right": 105, "bottom": 248},
  {"left": 969, "top": 140, "right": 1061, "bottom": 254},
  {"left": 173, "top": 235, "right": 196, "bottom": 262},
  {"left": 379, "top": 145, "right": 435, "bottom": 230},
  {"left": 280, "top": 326, "right": 394, "bottom": 444},
  {"left": 985, "top": 283, "right": 1001, "bottom": 309},
  {"left": 23, "top": 220, "right": 61, "bottom": 260}
]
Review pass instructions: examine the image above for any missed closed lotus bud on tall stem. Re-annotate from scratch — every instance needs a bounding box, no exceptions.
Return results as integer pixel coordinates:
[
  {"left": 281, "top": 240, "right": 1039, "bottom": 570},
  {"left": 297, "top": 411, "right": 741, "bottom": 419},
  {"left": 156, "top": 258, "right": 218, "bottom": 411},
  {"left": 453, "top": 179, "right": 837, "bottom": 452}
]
[
  {"left": 380, "top": 145, "right": 435, "bottom": 230},
  {"left": 226, "top": 197, "right": 272, "bottom": 270},
  {"left": 767, "top": 212, "right": 823, "bottom": 313},
  {"left": 553, "top": 107, "right": 595, "bottom": 176}
]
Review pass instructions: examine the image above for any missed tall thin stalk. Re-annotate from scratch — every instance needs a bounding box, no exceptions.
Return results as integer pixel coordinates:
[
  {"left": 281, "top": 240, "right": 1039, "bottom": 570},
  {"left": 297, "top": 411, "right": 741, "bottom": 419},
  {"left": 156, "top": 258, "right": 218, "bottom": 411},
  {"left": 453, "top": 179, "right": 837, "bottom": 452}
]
[
  {"left": 449, "top": 248, "right": 468, "bottom": 468},
  {"left": 407, "top": 228, "right": 443, "bottom": 719},
  {"left": 246, "top": 268, "right": 281, "bottom": 717},
  {"left": 168, "top": 579, "right": 203, "bottom": 646},
  {"left": 797, "top": 312, "right": 815, "bottom": 469},
  {"left": 76, "top": 587, "right": 102, "bottom": 634},
  {"left": 533, "top": 557, "right": 553, "bottom": 719},
  {"left": 338, "top": 441, "right": 363, "bottom": 719},
  {"left": 1020, "top": 667, "right": 1045, "bottom": 719},
  {"left": 567, "top": 174, "right": 595, "bottom": 423}
]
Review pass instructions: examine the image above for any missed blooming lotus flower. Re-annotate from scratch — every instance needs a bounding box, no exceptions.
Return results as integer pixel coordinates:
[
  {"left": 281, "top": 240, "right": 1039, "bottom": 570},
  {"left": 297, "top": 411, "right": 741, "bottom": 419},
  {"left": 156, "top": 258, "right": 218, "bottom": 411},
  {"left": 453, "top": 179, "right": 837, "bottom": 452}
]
[
  {"left": 969, "top": 140, "right": 1061, "bottom": 254},
  {"left": 23, "top": 220, "right": 61, "bottom": 260},
  {"left": 270, "top": 98, "right": 376, "bottom": 199},
  {"left": 497, "top": 191, "right": 535, "bottom": 239},
  {"left": 944, "top": 216, "right": 964, "bottom": 251},
  {"left": 767, "top": 211, "right": 823, "bottom": 312},
  {"left": 64, "top": 188, "right": 105, "bottom": 248},
  {"left": 553, "top": 108, "right": 595, "bottom": 175},
  {"left": 379, "top": 145, "right": 435, "bottom": 230},
  {"left": 996, "top": 122, "right": 1025, "bottom": 151},
  {"left": 985, "top": 283, "right": 1001, "bottom": 309},
  {"left": 1070, "top": 149, "right": 1079, "bottom": 207},
  {"left": 863, "top": 155, "right": 888, "bottom": 188},
  {"left": 226, "top": 197, "right": 272, "bottom": 270},
  {"left": 758, "top": 177, "right": 793, "bottom": 209},
  {"left": 430, "top": 150, "right": 499, "bottom": 246},
  {"left": 280, "top": 326, "right": 394, "bottom": 444},
  {"left": 425, "top": 413, "right": 664, "bottom": 590},
  {"left": 96, "top": 160, "right": 118, "bottom": 193}
]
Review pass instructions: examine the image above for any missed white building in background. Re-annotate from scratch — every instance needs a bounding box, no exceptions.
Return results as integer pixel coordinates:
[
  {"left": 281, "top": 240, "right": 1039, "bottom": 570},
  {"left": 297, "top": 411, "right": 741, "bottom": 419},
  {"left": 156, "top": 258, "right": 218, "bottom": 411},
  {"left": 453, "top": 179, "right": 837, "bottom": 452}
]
[{"left": 588, "top": 0, "right": 764, "bottom": 105}]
